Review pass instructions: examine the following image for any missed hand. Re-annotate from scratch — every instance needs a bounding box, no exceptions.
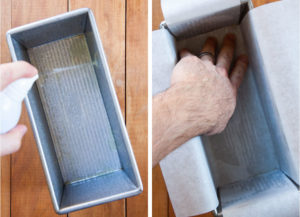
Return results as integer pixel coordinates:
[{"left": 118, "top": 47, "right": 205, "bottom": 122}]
[
  {"left": 153, "top": 34, "right": 248, "bottom": 166},
  {"left": 0, "top": 61, "right": 38, "bottom": 156}
]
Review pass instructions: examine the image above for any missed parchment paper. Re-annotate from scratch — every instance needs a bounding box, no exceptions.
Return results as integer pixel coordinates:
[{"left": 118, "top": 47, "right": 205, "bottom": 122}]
[
  {"left": 241, "top": 0, "right": 299, "bottom": 185},
  {"left": 220, "top": 170, "right": 299, "bottom": 217},
  {"left": 161, "top": 0, "right": 241, "bottom": 38}
]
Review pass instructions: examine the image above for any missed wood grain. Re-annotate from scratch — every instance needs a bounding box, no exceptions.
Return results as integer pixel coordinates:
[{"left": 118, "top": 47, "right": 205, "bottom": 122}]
[
  {"left": 152, "top": 0, "right": 163, "bottom": 31},
  {"left": 152, "top": 0, "right": 277, "bottom": 216},
  {"left": 1, "top": 1, "right": 12, "bottom": 216},
  {"left": 68, "top": 0, "right": 126, "bottom": 216},
  {"left": 126, "top": 0, "right": 148, "bottom": 216},
  {"left": 10, "top": 0, "right": 67, "bottom": 217},
  {"left": 252, "top": 0, "right": 279, "bottom": 7},
  {"left": 69, "top": 200, "right": 124, "bottom": 217},
  {"left": 69, "top": 0, "right": 126, "bottom": 118},
  {"left": 152, "top": 166, "right": 168, "bottom": 217},
  {"left": 0, "top": 156, "right": 10, "bottom": 217}
]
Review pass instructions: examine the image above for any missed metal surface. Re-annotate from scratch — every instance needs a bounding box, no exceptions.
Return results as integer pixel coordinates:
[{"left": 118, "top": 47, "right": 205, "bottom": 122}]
[{"left": 6, "top": 8, "right": 142, "bottom": 214}]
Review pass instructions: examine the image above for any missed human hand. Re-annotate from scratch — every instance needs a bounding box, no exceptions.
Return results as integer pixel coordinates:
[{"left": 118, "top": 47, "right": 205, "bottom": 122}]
[
  {"left": 171, "top": 34, "right": 248, "bottom": 135},
  {"left": 153, "top": 34, "right": 248, "bottom": 166},
  {"left": 0, "top": 61, "right": 38, "bottom": 156}
]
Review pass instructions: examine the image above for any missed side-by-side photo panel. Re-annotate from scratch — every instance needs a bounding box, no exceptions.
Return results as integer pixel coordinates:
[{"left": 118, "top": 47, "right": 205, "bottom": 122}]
[
  {"left": 152, "top": 0, "right": 299, "bottom": 217},
  {"left": 0, "top": 1, "right": 147, "bottom": 217},
  {"left": 0, "top": 0, "right": 299, "bottom": 217}
]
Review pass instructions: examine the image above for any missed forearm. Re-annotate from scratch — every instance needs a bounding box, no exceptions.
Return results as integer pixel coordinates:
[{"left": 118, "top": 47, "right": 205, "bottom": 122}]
[
  {"left": 152, "top": 84, "right": 210, "bottom": 167},
  {"left": 152, "top": 89, "right": 184, "bottom": 167},
  {"left": 152, "top": 88, "right": 180, "bottom": 166}
]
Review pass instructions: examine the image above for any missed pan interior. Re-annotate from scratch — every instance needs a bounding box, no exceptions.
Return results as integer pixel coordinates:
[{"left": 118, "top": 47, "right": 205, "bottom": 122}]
[{"left": 28, "top": 34, "right": 122, "bottom": 184}]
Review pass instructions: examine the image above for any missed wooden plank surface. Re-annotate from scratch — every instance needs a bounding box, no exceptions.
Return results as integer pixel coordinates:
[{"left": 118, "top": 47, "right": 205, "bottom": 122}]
[
  {"left": 152, "top": 166, "right": 168, "bottom": 217},
  {"left": 69, "top": 0, "right": 126, "bottom": 118},
  {"left": 10, "top": 1, "right": 68, "bottom": 216},
  {"left": 0, "top": 0, "right": 12, "bottom": 217},
  {"left": 126, "top": 0, "right": 148, "bottom": 216},
  {"left": 152, "top": 0, "right": 277, "bottom": 216},
  {"left": 68, "top": 0, "right": 126, "bottom": 216}
]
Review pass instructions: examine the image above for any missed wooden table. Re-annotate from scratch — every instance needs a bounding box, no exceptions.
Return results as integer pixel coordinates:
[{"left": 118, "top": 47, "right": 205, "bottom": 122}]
[
  {"left": 0, "top": 0, "right": 147, "bottom": 217},
  {"left": 152, "top": 0, "right": 277, "bottom": 216}
]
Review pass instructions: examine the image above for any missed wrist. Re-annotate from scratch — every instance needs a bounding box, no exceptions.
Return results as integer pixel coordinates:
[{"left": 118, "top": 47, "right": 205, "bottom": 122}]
[
  {"left": 164, "top": 83, "right": 211, "bottom": 137},
  {"left": 152, "top": 84, "right": 202, "bottom": 166},
  {"left": 152, "top": 89, "right": 182, "bottom": 166}
]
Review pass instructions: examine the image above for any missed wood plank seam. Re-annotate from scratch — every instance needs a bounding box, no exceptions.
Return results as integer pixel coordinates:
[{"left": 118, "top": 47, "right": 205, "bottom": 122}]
[
  {"left": 66, "top": 1, "right": 69, "bottom": 215},
  {"left": 68, "top": 1, "right": 126, "bottom": 216},
  {"left": 126, "top": 0, "right": 148, "bottom": 216},
  {"left": 125, "top": 0, "right": 128, "bottom": 215}
]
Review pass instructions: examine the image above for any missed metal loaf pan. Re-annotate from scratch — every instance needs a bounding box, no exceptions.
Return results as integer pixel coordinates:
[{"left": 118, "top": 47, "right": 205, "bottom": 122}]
[{"left": 6, "top": 8, "right": 142, "bottom": 214}]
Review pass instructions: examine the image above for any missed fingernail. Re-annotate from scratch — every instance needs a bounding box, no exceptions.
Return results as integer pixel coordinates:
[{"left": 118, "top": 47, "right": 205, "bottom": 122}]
[
  {"left": 18, "top": 125, "right": 28, "bottom": 135},
  {"left": 226, "top": 33, "right": 236, "bottom": 41},
  {"left": 207, "top": 36, "right": 217, "bottom": 44},
  {"left": 240, "top": 55, "right": 249, "bottom": 64},
  {"left": 179, "top": 49, "right": 192, "bottom": 58},
  {"left": 32, "top": 67, "right": 38, "bottom": 76}
]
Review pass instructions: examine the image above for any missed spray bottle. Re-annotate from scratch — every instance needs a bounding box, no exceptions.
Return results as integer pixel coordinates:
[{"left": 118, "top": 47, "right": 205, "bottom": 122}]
[{"left": 0, "top": 75, "right": 38, "bottom": 134}]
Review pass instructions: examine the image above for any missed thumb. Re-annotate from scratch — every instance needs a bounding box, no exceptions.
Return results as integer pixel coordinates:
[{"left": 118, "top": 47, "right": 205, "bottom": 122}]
[{"left": 0, "top": 125, "right": 27, "bottom": 156}]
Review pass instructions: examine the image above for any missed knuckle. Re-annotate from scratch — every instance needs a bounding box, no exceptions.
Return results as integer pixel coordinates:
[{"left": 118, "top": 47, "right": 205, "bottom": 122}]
[
  {"left": 20, "top": 61, "right": 37, "bottom": 74},
  {"left": 19, "top": 60, "right": 30, "bottom": 67},
  {"left": 210, "top": 122, "right": 227, "bottom": 135},
  {"left": 219, "top": 123, "right": 228, "bottom": 133},
  {"left": 217, "top": 66, "right": 227, "bottom": 75},
  {"left": 203, "top": 60, "right": 214, "bottom": 67},
  {"left": 188, "top": 56, "right": 200, "bottom": 62},
  {"left": 222, "top": 51, "right": 232, "bottom": 61}
]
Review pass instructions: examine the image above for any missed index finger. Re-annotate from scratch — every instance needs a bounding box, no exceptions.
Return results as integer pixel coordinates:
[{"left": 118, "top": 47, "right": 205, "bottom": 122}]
[{"left": 0, "top": 61, "right": 38, "bottom": 91}]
